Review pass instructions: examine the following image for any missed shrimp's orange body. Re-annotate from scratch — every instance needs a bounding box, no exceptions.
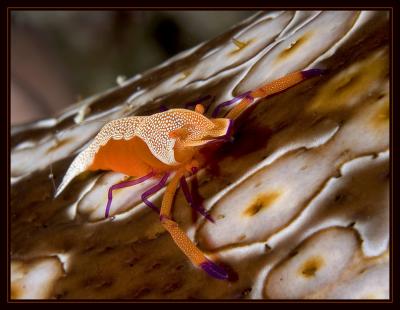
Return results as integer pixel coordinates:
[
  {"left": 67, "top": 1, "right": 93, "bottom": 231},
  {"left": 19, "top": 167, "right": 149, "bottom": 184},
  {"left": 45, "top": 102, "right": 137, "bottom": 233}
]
[{"left": 56, "top": 69, "right": 325, "bottom": 280}]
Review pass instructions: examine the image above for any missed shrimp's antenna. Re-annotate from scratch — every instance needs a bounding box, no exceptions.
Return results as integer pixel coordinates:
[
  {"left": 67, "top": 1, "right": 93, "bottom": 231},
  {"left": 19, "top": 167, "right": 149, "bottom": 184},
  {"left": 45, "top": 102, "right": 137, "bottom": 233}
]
[
  {"left": 49, "top": 162, "right": 56, "bottom": 198},
  {"left": 48, "top": 128, "right": 66, "bottom": 199}
]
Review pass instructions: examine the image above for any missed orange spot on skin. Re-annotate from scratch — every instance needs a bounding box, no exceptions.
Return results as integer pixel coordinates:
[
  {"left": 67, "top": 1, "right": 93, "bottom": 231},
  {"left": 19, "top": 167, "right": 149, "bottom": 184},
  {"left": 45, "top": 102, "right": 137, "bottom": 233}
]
[
  {"left": 377, "top": 102, "right": 389, "bottom": 120},
  {"left": 176, "top": 70, "right": 191, "bottom": 82},
  {"left": 277, "top": 32, "right": 312, "bottom": 60},
  {"left": 308, "top": 49, "right": 388, "bottom": 114},
  {"left": 298, "top": 256, "right": 325, "bottom": 278},
  {"left": 371, "top": 99, "right": 389, "bottom": 128},
  {"left": 233, "top": 38, "right": 247, "bottom": 49},
  {"left": 244, "top": 191, "right": 281, "bottom": 216},
  {"left": 229, "top": 38, "right": 252, "bottom": 55},
  {"left": 334, "top": 74, "right": 360, "bottom": 93}
]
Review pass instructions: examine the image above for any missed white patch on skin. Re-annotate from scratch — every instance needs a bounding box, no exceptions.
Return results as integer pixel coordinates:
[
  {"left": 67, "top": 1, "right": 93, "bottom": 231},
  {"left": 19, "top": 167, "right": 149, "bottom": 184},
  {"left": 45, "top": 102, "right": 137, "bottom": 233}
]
[
  {"left": 237, "top": 11, "right": 359, "bottom": 93},
  {"left": 325, "top": 260, "right": 389, "bottom": 299},
  {"left": 11, "top": 257, "right": 63, "bottom": 299},
  {"left": 264, "top": 228, "right": 358, "bottom": 299}
]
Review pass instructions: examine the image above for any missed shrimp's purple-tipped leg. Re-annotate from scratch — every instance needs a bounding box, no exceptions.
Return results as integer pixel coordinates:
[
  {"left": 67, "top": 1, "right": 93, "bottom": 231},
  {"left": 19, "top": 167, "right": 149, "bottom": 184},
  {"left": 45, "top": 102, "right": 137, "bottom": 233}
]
[
  {"left": 105, "top": 171, "right": 155, "bottom": 218},
  {"left": 301, "top": 68, "right": 328, "bottom": 79},
  {"left": 199, "top": 259, "right": 230, "bottom": 280},
  {"left": 141, "top": 173, "right": 170, "bottom": 213},
  {"left": 180, "top": 176, "right": 215, "bottom": 223},
  {"left": 159, "top": 166, "right": 231, "bottom": 281}
]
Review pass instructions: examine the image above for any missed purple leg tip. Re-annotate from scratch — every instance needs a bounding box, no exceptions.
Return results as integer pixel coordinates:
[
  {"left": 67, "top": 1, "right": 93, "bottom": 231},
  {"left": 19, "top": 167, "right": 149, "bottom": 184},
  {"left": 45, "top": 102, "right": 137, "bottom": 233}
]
[
  {"left": 200, "top": 259, "right": 229, "bottom": 280},
  {"left": 301, "top": 68, "right": 328, "bottom": 79},
  {"left": 205, "top": 213, "right": 215, "bottom": 223}
]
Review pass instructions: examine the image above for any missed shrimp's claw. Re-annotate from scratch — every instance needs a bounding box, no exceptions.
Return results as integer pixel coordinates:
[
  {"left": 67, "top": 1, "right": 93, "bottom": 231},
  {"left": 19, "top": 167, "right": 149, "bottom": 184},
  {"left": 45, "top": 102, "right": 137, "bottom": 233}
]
[
  {"left": 199, "top": 259, "right": 230, "bottom": 280},
  {"left": 226, "top": 68, "right": 327, "bottom": 120}
]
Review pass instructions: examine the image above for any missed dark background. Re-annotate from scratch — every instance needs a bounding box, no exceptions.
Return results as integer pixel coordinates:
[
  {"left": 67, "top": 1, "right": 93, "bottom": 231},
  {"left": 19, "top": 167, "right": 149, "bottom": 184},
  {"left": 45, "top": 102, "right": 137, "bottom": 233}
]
[{"left": 11, "top": 11, "right": 255, "bottom": 125}]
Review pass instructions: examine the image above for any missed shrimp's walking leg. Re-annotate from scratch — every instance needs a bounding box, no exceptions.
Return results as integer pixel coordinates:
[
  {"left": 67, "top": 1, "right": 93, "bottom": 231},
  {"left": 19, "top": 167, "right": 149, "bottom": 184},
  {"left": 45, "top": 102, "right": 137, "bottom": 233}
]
[
  {"left": 226, "top": 69, "right": 326, "bottom": 120},
  {"left": 180, "top": 176, "right": 214, "bottom": 223},
  {"left": 160, "top": 167, "right": 229, "bottom": 280},
  {"left": 105, "top": 171, "right": 155, "bottom": 218},
  {"left": 141, "top": 172, "right": 170, "bottom": 213}
]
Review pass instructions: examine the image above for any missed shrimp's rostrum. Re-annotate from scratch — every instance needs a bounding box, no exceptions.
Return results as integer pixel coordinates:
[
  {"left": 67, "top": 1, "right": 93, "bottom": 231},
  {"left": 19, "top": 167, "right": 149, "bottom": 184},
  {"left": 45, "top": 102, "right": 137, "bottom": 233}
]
[{"left": 56, "top": 69, "right": 325, "bottom": 280}]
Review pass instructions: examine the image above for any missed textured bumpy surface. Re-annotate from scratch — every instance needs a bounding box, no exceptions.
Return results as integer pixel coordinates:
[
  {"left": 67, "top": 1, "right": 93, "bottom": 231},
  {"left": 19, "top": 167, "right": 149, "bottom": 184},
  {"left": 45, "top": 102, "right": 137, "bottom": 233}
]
[{"left": 10, "top": 11, "right": 390, "bottom": 299}]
